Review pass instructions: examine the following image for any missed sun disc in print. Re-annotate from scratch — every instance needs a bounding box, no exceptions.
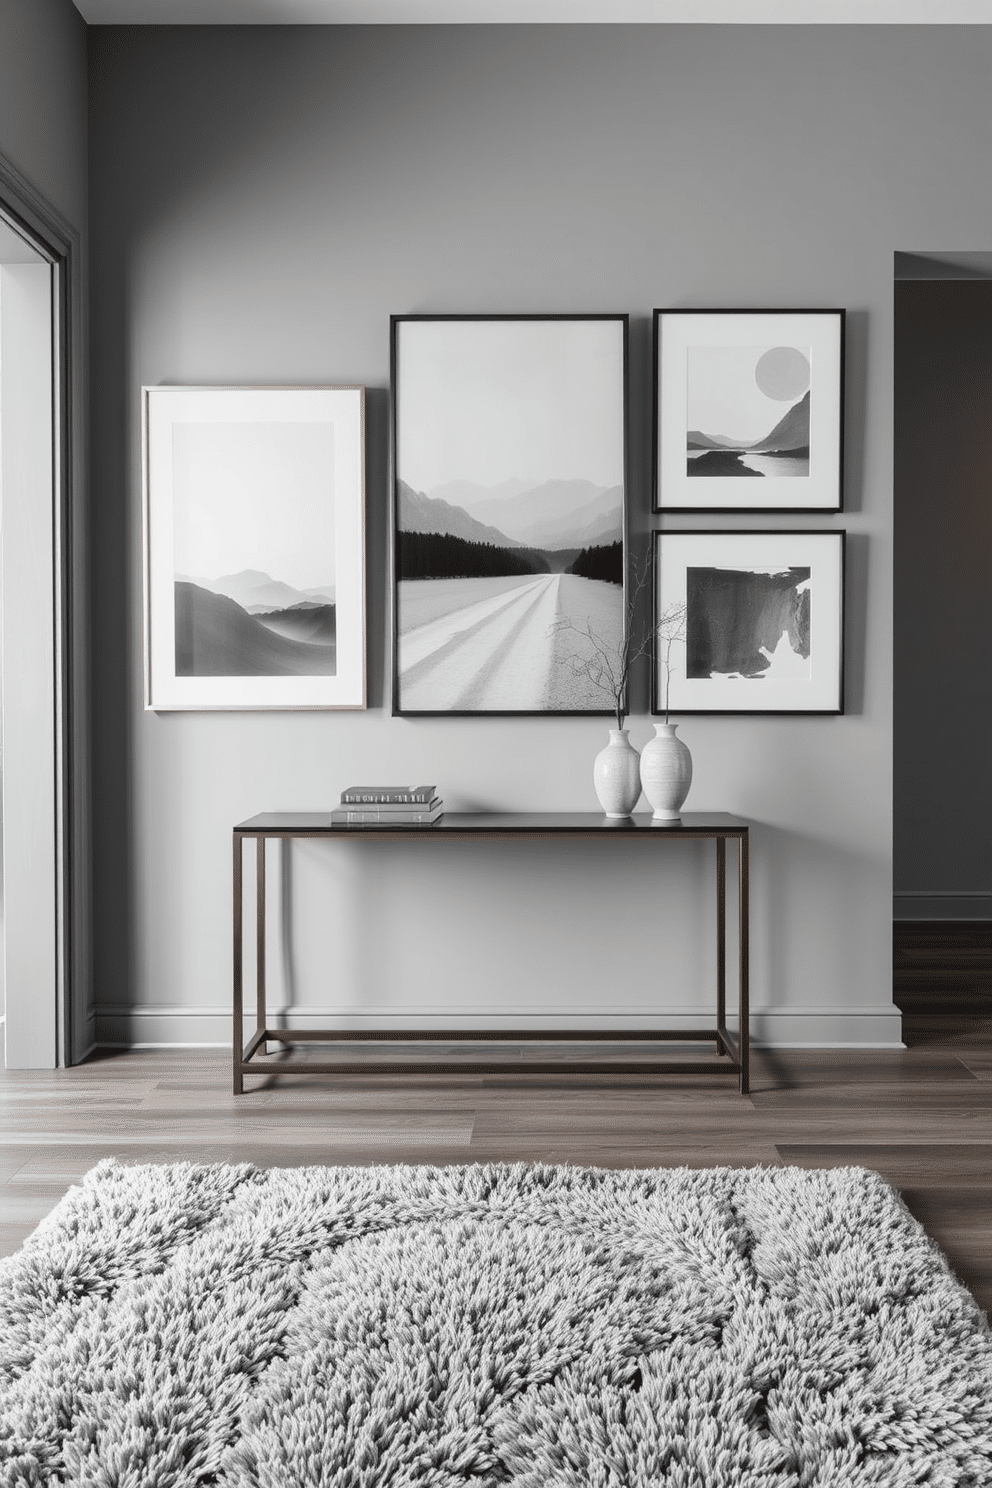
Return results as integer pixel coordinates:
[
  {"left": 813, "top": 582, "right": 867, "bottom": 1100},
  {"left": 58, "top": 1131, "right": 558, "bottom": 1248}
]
[{"left": 754, "top": 346, "right": 811, "bottom": 402}]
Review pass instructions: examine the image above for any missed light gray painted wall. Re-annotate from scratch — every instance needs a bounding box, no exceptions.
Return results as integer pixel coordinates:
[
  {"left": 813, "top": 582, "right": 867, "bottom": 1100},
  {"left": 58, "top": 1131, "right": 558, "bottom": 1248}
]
[
  {"left": 86, "top": 22, "right": 992, "bottom": 1050},
  {"left": 0, "top": 0, "right": 87, "bottom": 230}
]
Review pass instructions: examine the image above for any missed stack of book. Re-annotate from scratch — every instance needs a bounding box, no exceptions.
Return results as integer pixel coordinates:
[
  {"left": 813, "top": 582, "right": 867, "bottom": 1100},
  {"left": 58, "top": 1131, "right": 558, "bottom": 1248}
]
[{"left": 330, "top": 785, "right": 443, "bottom": 827}]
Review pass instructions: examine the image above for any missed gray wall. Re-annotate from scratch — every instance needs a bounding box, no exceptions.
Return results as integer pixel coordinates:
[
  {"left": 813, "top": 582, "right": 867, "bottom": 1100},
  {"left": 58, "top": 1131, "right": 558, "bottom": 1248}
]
[
  {"left": 0, "top": 0, "right": 87, "bottom": 229},
  {"left": 894, "top": 275, "right": 992, "bottom": 921},
  {"left": 86, "top": 22, "right": 992, "bottom": 1051}
]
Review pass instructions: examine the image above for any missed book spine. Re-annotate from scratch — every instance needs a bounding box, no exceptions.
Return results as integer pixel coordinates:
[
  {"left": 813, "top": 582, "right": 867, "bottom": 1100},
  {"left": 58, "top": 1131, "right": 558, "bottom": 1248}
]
[
  {"left": 335, "top": 801, "right": 438, "bottom": 816},
  {"left": 341, "top": 802, "right": 439, "bottom": 815},
  {"left": 341, "top": 791, "right": 435, "bottom": 805},
  {"left": 334, "top": 809, "right": 441, "bottom": 824}
]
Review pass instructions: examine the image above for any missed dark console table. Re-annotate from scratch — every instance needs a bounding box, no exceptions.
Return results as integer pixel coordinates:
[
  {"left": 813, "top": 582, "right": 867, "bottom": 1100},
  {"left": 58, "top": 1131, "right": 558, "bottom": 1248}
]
[{"left": 233, "top": 812, "right": 750, "bottom": 1094}]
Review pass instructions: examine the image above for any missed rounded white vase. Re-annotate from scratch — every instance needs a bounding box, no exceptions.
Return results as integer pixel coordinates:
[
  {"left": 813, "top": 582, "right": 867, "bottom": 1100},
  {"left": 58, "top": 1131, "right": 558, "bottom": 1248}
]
[
  {"left": 593, "top": 728, "right": 641, "bottom": 818},
  {"left": 640, "top": 723, "right": 692, "bottom": 822}
]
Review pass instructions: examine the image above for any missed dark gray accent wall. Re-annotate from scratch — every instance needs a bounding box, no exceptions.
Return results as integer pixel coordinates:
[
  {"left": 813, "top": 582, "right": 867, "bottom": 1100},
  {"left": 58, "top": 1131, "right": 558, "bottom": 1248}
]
[
  {"left": 894, "top": 278, "right": 992, "bottom": 921},
  {"left": 84, "top": 23, "right": 992, "bottom": 1048}
]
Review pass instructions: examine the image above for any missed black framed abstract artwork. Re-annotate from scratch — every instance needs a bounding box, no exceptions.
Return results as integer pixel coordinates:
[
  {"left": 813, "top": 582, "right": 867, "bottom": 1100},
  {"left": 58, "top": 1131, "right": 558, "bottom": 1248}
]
[
  {"left": 143, "top": 385, "right": 366, "bottom": 710},
  {"left": 391, "top": 314, "right": 628, "bottom": 715},
  {"left": 654, "top": 309, "right": 844, "bottom": 512},
  {"left": 653, "top": 530, "right": 845, "bottom": 715}
]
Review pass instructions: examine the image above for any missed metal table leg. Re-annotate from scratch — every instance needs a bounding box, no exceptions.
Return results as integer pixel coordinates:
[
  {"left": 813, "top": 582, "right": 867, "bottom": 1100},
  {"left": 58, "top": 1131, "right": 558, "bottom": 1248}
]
[
  {"left": 739, "top": 831, "right": 750, "bottom": 1095},
  {"left": 256, "top": 836, "right": 267, "bottom": 1058},
  {"left": 233, "top": 833, "right": 244, "bottom": 1095},
  {"left": 716, "top": 836, "right": 727, "bottom": 1054}
]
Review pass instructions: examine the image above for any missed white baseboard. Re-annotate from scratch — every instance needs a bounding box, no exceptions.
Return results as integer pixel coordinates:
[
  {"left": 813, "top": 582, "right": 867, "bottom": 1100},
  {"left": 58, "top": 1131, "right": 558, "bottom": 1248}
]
[
  {"left": 95, "top": 1004, "right": 231, "bottom": 1048},
  {"left": 93, "top": 1003, "right": 904, "bottom": 1051},
  {"left": 748, "top": 1007, "right": 903, "bottom": 1048}
]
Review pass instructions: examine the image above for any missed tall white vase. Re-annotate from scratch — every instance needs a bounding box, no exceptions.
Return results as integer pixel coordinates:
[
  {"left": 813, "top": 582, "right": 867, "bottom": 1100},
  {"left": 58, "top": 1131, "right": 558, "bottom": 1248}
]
[
  {"left": 640, "top": 723, "right": 692, "bottom": 822},
  {"left": 593, "top": 728, "right": 641, "bottom": 818}
]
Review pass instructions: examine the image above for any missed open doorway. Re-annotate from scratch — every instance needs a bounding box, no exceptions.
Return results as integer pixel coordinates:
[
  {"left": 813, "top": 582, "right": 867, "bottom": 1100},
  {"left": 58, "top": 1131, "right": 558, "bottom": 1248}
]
[
  {"left": 894, "top": 251, "right": 992, "bottom": 918},
  {"left": 893, "top": 251, "right": 992, "bottom": 1039},
  {"left": 0, "top": 220, "right": 56, "bottom": 1066},
  {"left": 0, "top": 159, "right": 84, "bottom": 1070}
]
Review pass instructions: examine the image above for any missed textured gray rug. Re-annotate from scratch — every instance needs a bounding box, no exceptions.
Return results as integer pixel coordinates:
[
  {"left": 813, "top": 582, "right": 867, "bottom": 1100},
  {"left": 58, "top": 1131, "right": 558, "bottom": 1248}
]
[{"left": 1, "top": 1162, "right": 991, "bottom": 1485}]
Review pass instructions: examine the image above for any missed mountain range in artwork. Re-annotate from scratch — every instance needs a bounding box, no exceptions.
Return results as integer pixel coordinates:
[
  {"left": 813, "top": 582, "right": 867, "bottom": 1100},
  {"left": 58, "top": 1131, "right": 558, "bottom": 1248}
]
[
  {"left": 175, "top": 569, "right": 336, "bottom": 676},
  {"left": 688, "top": 390, "right": 810, "bottom": 478},
  {"left": 399, "top": 477, "right": 623, "bottom": 553}
]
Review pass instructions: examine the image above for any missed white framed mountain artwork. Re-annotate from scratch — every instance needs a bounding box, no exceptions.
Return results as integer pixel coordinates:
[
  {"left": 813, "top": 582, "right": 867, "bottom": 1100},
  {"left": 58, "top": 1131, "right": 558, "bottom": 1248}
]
[
  {"left": 142, "top": 385, "right": 366, "bottom": 710},
  {"left": 653, "top": 309, "right": 844, "bottom": 512},
  {"left": 390, "top": 314, "right": 628, "bottom": 715}
]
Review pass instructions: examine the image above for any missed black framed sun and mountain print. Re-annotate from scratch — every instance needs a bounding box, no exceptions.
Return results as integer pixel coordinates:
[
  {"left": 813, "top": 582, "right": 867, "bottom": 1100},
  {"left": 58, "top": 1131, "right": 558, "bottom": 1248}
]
[
  {"left": 654, "top": 308, "right": 845, "bottom": 512},
  {"left": 391, "top": 314, "right": 629, "bottom": 716}
]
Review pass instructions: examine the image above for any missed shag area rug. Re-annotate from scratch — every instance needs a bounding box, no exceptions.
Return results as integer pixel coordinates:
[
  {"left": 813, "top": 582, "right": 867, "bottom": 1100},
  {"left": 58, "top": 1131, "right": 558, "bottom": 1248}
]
[{"left": 1, "top": 1162, "right": 991, "bottom": 1486}]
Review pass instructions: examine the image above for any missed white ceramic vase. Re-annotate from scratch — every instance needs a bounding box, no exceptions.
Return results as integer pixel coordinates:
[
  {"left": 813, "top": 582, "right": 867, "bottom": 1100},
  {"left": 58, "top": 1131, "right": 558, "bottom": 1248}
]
[
  {"left": 640, "top": 723, "right": 692, "bottom": 822},
  {"left": 593, "top": 728, "right": 641, "bottom": 818}
]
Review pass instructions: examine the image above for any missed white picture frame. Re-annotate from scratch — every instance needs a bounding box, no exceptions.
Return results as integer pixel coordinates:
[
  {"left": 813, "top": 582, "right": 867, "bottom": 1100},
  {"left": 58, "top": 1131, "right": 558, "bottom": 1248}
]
[
  {"left": 654, "top": 308, "right": 844, "bottom": 512},
  {"left": 143, "top": 385, "right": 366, "bottom": 711},
  {"left": 654, "top": 529, "right": 845, "bottom": 715}
]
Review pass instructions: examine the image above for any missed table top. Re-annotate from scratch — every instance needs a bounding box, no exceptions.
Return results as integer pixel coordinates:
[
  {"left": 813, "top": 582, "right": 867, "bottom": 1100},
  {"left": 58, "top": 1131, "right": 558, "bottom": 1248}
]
[{"left": 235, "top": 811, "right": 748, "bottom": 837}]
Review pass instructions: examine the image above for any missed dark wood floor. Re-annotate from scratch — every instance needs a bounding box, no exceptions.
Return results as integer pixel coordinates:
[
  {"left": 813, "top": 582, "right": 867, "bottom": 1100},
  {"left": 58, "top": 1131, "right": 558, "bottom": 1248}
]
[
  {"left": 895, "top": 918, "right": 992, "bottom": 1030},
  {"left": 1, "top": 922, "right": 989, "bottom": 1316}
]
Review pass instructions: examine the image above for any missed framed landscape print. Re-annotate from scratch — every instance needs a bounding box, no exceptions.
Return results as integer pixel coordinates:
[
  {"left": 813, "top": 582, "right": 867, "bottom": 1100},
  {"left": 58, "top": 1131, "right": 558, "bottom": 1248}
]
[
  {"left": 653, "top": 530, "right": 844, "bottom": 715},
  {"left": 653, "top": 309, "right": 844, "bottom": 512},
  {"left": 391, "top": 315, "right": 628, "bottom": 715},
  {"left": 143, "top": 385, "right": 366, "bottom": 710}
]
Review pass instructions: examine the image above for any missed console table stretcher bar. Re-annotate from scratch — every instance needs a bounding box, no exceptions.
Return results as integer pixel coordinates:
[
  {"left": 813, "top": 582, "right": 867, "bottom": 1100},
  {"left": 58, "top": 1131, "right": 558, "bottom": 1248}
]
[{"left": 231, "top": 812, "right": 750, "bottom": 1094}]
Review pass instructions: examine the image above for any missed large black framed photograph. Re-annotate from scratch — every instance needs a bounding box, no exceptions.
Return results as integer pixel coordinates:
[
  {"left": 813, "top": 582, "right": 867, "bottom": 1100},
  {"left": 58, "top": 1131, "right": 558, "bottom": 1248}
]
[
  {"left": 654, "top": 309, "right": 844, "bottom": 512},
  {"left": 391, "top": 314, "right": 628, "bottom": 715},
  {"left": 143, "top": 385, "right": 366, "bottom": 711},
  {"left": 653, "top": 530, "right": 845, "bottom": 715}
]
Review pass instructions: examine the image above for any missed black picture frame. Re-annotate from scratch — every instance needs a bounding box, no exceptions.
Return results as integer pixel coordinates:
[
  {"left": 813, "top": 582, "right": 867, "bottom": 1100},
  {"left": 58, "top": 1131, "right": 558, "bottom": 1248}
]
[
  {"left": 391, "top": 313, "right": 629, "bottom": 716},
  {"left": 653, "top": 308, "right": 845, "bottom": 513},
  {"left": 652, "top": 529, "right": 845, "bottom": 716}
]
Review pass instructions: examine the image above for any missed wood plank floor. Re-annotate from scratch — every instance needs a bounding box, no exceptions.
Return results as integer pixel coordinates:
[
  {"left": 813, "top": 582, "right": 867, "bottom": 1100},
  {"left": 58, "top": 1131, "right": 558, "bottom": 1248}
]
[
  {"left": 2, "top": 1010, "right": 991, "bottom": 1319},
  {"left": 894, "top": 919, "right": 992, "bottom": 1017}
]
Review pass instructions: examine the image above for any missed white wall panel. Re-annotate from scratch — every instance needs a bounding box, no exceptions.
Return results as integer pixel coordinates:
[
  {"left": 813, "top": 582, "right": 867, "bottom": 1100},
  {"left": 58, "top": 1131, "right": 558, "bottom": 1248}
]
[{"left": 1, "top": 262, "right": 57, "bottom": 1068}]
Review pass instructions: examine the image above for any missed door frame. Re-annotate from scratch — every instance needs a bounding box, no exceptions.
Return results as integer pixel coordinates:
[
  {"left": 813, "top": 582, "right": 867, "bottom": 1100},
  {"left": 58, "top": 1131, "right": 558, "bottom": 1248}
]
[{"left": 0, "top": 148, "right": 87, "bottom": 1067}]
